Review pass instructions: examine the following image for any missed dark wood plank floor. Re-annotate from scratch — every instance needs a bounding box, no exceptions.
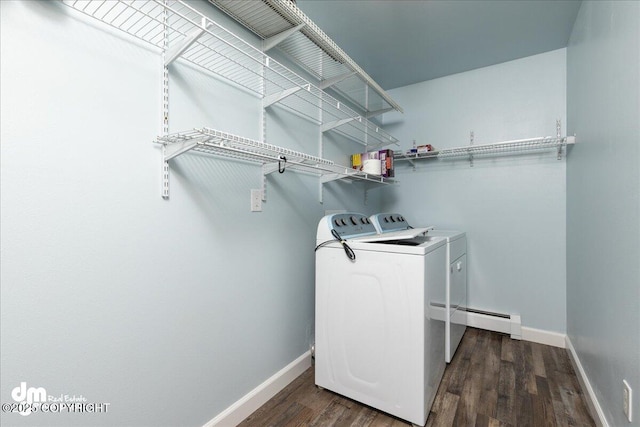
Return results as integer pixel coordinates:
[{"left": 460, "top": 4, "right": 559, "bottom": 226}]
[{"left": 238, "top": 328, "right": 595, "bottom": 427}]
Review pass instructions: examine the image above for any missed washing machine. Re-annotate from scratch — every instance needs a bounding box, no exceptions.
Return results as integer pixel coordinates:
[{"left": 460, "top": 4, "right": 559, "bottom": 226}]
[
  {"left": 315, "top": 212, "right": 446, "bottom": 426},
  {"left": 371, "top": 214, "right": 468, "bottom": 364}
]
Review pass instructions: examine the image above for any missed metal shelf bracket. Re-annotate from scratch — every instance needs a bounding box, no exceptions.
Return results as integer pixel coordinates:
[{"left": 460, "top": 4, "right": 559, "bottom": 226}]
[
  {"left": 365, "top": 107, "right": 394, "bottom": 119},
  {"left": 164, "top": 17, "right": 210, "bottom": 66},
  {"left": 261, "top": 163, "right": 275, "bottom": 201},
  {"left": 263, "top": 86, "right": 305, "bottom": 108},
  {"left": 319, "top": 72, "right": 356, "bottom": 90},
  {"left": 164, "top": 139, "right": 199, "bottom": 161},
  {"left": 321, "top": 116, "right": 358, "bottom": 133},
  {"left": 320, "top": 173, "right": 345, "bottom": 184},
  {"left": 262, "top": 23, "right": 305, "bottom": 52}
]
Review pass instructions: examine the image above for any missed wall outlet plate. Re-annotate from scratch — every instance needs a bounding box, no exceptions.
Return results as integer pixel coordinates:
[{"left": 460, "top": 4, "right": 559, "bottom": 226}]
[
  {"left": 250, "top": 189, "right": 262, "bottom": 212},
  {"left": 623, "top": 379, "right": 633, "bottom": 422}
]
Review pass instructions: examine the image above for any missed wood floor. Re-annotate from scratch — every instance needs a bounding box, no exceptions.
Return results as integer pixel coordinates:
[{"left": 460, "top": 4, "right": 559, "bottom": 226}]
[{"left": 238, "top": 328, "right": 595, "bottom": 427}]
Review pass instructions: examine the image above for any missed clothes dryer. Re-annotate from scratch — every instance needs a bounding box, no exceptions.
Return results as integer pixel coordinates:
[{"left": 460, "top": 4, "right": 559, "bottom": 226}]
[
  {"left": 427, "top": 229, "right": 467, "bottom": 363},
  {"left": 370, "top": 213, "right": 468, "bottom": 364}
]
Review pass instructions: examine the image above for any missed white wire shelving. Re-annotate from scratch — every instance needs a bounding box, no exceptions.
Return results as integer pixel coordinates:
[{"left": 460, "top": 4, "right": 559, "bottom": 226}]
[
  {"left": 157, "top": 128, "right": 395, "bottom": 200},
  {"left": 207, "top": 0, "right": 403, "bottom": 118},
  {"left": 395, "top": 135, "right": 576, "bottom": 167},
  {"left": 62, "top": 0, "right": 399, "bottom": 149}
]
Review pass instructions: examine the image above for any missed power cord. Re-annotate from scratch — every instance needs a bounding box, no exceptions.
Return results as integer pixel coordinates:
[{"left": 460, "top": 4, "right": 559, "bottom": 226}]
[{"left": 314, "top": 229, "right": 356, "bottom": 261}]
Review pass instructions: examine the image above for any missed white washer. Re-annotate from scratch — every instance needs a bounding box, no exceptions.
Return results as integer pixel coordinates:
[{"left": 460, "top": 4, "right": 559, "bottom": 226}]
[
  {"left": 370, "top": 214, "right": 468, "bottom": 364},
  {"left": 315, "top": 213, "right": 446, "bottom": 426}
]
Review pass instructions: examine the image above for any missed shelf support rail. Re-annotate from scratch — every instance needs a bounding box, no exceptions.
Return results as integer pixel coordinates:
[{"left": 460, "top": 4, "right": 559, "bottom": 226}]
[
  {"left": 469, "top": 131, "right": 474, "bottom": 167},
  {"left": 556, "top": 119, "right": 563, "bottom": 160},
  {"left": 162, "top": 0, "right": 170, "bottom": 199}
]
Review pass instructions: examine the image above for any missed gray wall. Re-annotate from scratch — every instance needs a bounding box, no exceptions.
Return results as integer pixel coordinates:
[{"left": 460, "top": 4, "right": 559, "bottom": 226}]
[
  {"left": 0, "top": 1, "right": 379, "bottom": 426},
  {"left": 567, "top": 1, "right": 640, "bottom": 426},
  {"left": 381, "top": 49, "right": 568, "bottom": 333}
]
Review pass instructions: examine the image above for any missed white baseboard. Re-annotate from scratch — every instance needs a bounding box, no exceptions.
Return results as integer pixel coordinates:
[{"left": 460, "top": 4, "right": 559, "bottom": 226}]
[
  {"left": 466, "top": 310, "right": 566, "bottom": 348},
  {"left": 521, "top": 326, "right": 566, "bottom": 348},
  {"left": 466, "top": 310, "right": 522, "bottom": 339},
  {"left": 203, "top": 351, "right": 312, "bottom": 427},
  {"left": 565, "top": 336, "right": 609, "bottom": 427}
]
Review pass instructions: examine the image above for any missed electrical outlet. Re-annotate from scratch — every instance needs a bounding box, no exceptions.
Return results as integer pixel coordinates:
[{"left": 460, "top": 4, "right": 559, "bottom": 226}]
[
  {"left": 623, "top": 379, "right": 633, "bottom": 422},
  {"left": 250, "top": 189, "right": 262, "bottom": 212}
]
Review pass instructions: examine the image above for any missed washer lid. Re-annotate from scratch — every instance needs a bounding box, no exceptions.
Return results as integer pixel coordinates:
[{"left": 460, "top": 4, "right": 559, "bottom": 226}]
[
  {"left": 348, "top": 227, "right": 434, "bottom": 243},
  {"left": 427, "top": 230, "right": 466, "bottom": 242}
]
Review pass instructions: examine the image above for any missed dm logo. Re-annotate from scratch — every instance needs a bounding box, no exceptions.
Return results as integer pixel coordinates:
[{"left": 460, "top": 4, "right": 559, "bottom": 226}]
[{"left": 11, "top": 382, "right": 46, "bottom": 416}]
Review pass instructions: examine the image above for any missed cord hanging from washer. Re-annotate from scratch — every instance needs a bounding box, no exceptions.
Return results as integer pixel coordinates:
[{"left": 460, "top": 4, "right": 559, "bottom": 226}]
[
  {"left": 331, "top": 229, "right": 355, "bottom": 261},
  {"left": 314, "top": 230, "right": 356, "bottom": 261}
]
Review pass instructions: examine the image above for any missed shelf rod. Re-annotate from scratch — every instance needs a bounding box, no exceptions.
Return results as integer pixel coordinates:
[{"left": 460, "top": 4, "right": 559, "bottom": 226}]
[
  {"left": 262, "top": 23, "right": 305, "bottom": 52},
  {"left": 164, "top": 17, "right": 209, "bottom": 66}
]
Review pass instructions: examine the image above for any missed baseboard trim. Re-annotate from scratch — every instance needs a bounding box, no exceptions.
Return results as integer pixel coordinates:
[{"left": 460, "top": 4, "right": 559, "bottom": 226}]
[
  {"left": 466, "top": 310, "right": 522, "bottom": 339},
  {"left": 565, "top": 336, "right": 609, "bottom": 427},
  {"left": 521, "top": 326, "right": 566, "bottom": 348},
  {"left": 203, "top": 351, "right": 312, "bottom": 427},
  {"left": 466, "top": 311, "right": 566, "bottom": 348}
]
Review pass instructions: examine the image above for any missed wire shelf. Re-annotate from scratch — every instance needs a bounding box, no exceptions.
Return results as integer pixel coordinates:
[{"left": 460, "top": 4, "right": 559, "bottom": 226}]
[
  {"left": 437, "top": 136, "right": 575, "bottom": 159},
  {"left": 207, "top": 0, "right": 403, "bottom": 116},
  {"left": 62, "top": 0, "right": 398, "bottom": 148},
  {"left": 394, "top": 136, "right": 576, "bottom": 163},
  {"left": 62, "top": 0, "right": 167, "bottom": 47},
  {"left": 157, "top": 128, "right": 396, "bottom": 185}
]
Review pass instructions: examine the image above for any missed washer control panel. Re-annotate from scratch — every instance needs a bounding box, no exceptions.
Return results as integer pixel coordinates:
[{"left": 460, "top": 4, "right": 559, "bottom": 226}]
[
  {"left": 369, "top": 213, "right": 411, "bottom": 233},
  {"left": 318, "top": 213, "right": 377, "bottom": 241}
]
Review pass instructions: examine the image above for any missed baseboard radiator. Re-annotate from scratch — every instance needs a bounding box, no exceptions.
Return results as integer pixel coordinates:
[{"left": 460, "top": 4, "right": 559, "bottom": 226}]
[{"left": 465, "top": 307, "right": 522, "bottom": 340}]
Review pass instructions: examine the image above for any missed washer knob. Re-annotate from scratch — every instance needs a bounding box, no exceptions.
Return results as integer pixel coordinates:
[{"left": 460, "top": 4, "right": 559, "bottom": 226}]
[{"left": 350, "top": 216, "right": 358, "bottom": 225}]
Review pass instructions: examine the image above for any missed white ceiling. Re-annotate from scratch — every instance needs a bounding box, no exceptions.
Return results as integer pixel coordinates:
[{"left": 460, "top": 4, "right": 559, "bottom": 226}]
[{"left": 296, "top": 0, "right": 582, "bottom": 90}]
